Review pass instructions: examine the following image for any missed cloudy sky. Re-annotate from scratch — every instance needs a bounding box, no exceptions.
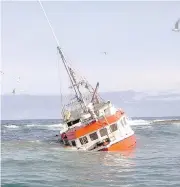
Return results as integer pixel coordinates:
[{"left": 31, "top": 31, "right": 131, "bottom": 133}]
[{"left": 1, "top": 1, "right": 180, "bottom": 95}]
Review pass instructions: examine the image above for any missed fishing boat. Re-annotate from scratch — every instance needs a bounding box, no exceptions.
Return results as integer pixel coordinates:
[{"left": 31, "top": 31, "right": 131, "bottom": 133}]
[
  {"left": 37, "top": 0, "right": 136, "bottom": 151},
  {"left": 57, "top": 47, "right": 136, "bottom": 151}
]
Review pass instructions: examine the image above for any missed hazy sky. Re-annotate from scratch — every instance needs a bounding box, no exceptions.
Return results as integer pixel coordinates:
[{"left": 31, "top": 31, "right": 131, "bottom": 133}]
[{"left": 1, "top": 1, "right": 180, "bottom": 95}]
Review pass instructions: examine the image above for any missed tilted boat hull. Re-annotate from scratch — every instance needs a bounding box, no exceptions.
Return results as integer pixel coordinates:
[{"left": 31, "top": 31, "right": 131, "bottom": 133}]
[
  {"left": 38, "top": 4, "right": 137, "bottom": 152},
  {"left": 100, "top": 134, "right": 136, "bottom": 152}
]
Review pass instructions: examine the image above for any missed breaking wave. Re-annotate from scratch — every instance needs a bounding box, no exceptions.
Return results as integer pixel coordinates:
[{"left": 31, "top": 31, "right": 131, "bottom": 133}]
[
  {"left": 152, "top": 118, "right": 180, "bottom": 122},
  {"left": 128, "top": 119, "right": 151, "bottom": 126},
  {"left": 128, "top": 118, "right": 180, "bottom": 126},
  {"left": 46, "top": 124, "right": 64, "bottom": 130},
  {"left": 25, "top": 123, "right": 64, "bottom": 130},
  {"left": 26, "top": 124, "right": 36, "bottom": 127},
  {"left": 4, "top": 125, "right": 19, "bottom": 129},
  {"left": 3, "top": 123, "right": 63, "bottom": 131},
  {"left": 26, "top": 123, "right": 63, "bottom": 129}
]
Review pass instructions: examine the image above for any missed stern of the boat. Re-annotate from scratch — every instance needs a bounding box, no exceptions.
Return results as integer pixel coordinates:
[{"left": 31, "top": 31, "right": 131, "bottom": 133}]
[{"left": 100, "top": 134, "right": 136, "bottom": 151}]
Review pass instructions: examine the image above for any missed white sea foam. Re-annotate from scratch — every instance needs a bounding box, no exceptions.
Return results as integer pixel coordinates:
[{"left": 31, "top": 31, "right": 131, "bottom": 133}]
[
  {"left": 127, "top": 119, "right": 151, "bottom": 126},
  {"left": 128, "top": 118, "right": 180, "bottom": 126},
  {"left": 174, "top": 122, "right": 180, "bottom": 125},
  {"left": 25, "top": 123, "right": 63, "bottom": 130},
  {"left": 152, "top": 119, "right": 180, "bottom": 122},
  {"left": 47, "top": 124, "right": 63, "bottom": 128},
  {"left": 26, "top": 124, "right": 36, "bottom": 127},
  {"left": 28, "top": 140, "right": 41, "bottom": 143},
  {"left": 47, "top": 124, "right": 64, "bottom": 130},
  {"left": 4, "top": 125, "right": 19, "bottom": 129}
]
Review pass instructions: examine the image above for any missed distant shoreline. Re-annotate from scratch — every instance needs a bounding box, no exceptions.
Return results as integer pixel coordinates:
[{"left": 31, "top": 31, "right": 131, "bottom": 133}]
[{"left": 152, "top": 119, "right": 180, "bottom": 124}]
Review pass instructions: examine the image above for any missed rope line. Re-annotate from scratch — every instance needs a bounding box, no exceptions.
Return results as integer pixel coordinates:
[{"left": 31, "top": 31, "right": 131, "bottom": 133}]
[
  {"left": 38, "top": 0, "right": 60, "bottom": 47},
  {"left": 38, "top": 0, "right": 63, "bottom": 111}
]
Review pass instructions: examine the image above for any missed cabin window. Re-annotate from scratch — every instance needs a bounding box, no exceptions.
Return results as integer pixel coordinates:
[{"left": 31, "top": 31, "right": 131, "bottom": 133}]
[
  {"left": 110, "top": 123, "right": 118, "bottom": 132},
  {"left": 71, "top": 140, "right": 76, "bottom": 146},
  {"left": 79, "top": 136, "right": 88, "bottom": 145},
  {"left": 100, "top": 128, "right": 108, "bottom": 137},
  {"left": 67, "top": 119, "right": 80, "bottom": 127},
  {"left": 89, "top": 132, "right": 98, "bottom": 141}
]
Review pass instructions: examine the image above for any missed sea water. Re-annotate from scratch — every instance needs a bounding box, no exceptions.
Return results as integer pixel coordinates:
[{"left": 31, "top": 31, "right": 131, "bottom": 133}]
[{"left": 1, "top": 117, "right": 180, "bottom": 187}]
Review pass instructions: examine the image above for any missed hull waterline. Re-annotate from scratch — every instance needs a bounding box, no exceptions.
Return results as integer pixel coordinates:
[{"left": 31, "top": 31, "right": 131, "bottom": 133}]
[{"left": 100, "top": 134, "right": 136, "bottom": 152}]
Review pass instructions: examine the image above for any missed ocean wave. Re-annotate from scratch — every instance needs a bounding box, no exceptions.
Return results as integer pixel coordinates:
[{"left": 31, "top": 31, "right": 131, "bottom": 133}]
[
  {"left": 47, "top": 124, "right": 63, "bottom": 128},
  {"left": 4, "top": 125, "right": 19, "bottom": 129},
  {"left": 152, "top": 118, "right": 180, "bottom": 122},
  {"left": 46, "top": 124, "right": 64, "bottom": 130},
  {"left": 26, "top": 123, "right": 62, "bottom": 128},
  {"left": 174, "top": 122, "right": 180, "bottom": 126},
  {"left": 152, "top": 119, "right": 180, "bottom": 125},
  {"left": 128, "top": 118, "right": 180, "bottom": 126},
  {"left": 28, "top": 140, "right": 41, "bottom": 143},
  {"left": 128, "top": 119, "right": 151, "bottom": 126},
  {"left": 3, "top": 123, "right": 63, "bottom": 131},
  {"left": 25, "top": 123, "right": 63, "bottom": 130},
  {"left": 26, "top": 124, "right": 36, "bottom": 127}
]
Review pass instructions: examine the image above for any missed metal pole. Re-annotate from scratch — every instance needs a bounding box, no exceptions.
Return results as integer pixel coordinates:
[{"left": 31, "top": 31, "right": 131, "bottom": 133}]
[{"left": 57, "top": 47, "right": 79, "bottom": 100}]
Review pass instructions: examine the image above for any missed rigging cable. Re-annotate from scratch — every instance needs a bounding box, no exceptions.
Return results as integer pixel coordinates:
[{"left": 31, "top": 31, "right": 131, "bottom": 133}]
[
  {"left": 38, "top": 0, "right": 63, "bottom": 111},
  {"left": 38, "top": 0, "right": 60, "bottom": 47}
]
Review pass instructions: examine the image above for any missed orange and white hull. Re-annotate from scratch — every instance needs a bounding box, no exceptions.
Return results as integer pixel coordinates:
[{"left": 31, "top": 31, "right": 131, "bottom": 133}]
[
  {"left": 51, "top": 37, "right": 137, "bottom": 152},
  {"left": 59, "top": 109, "right": 136, "bottom": 152},
  {"left": 100, "top": 134, "right": 136, "bottom": 152}
]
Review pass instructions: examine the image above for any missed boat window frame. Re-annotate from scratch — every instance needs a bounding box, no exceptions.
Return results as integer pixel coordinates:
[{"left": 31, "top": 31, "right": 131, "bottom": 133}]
[
  {"left": 79, "top": 136, "right": 88, "bottom": 145},
  {"left": 99, "top": 128, "right": 108, "bottom": 137},
  {"left": 67, "top": 119, "right": 80, "bottom": 127},
  {"left": 110, "top": 123, "right": 118, "bottom": 132},
  {"left": 89, "top": 132, "right": 98, "bottom": 141}
]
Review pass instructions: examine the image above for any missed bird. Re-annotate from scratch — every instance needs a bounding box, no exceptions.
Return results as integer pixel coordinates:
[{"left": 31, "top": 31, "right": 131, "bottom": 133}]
[
  {"left": 101, "top": 52, "right": 108, "bottom": 55},
  {"left": 12, "top": 88, "right": 16, "bottom": 95},
  {"left": 172, "top": 18, "right": 180, "bottom": 32}
]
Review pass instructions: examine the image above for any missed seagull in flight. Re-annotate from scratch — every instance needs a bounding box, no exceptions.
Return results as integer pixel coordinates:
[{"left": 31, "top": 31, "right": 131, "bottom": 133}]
[
  {"left": 101, "top": 52, "right": 108, "bottom": 55},
  {"left": 172, "top": 18, "right": 180, "bottom": 32},
  {"left": 12, "top": 88, "right": 16, "bottom": 95}
]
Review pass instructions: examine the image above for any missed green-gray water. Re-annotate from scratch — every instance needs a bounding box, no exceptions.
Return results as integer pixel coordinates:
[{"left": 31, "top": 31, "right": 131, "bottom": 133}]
[{"left": 1, "top": 118, "right": 180, "bottom": 187}]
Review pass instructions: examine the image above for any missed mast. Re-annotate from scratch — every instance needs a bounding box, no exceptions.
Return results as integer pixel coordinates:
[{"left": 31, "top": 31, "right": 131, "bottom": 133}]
[
  {"left": 57, "top": 47, "right": 87, "bottom": 111},
  {"left": 91, "top": 82, "right": 100, "bottom": 103},
  {"left": 38, "top": 0, "right": 102, "bottom": 112}
]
